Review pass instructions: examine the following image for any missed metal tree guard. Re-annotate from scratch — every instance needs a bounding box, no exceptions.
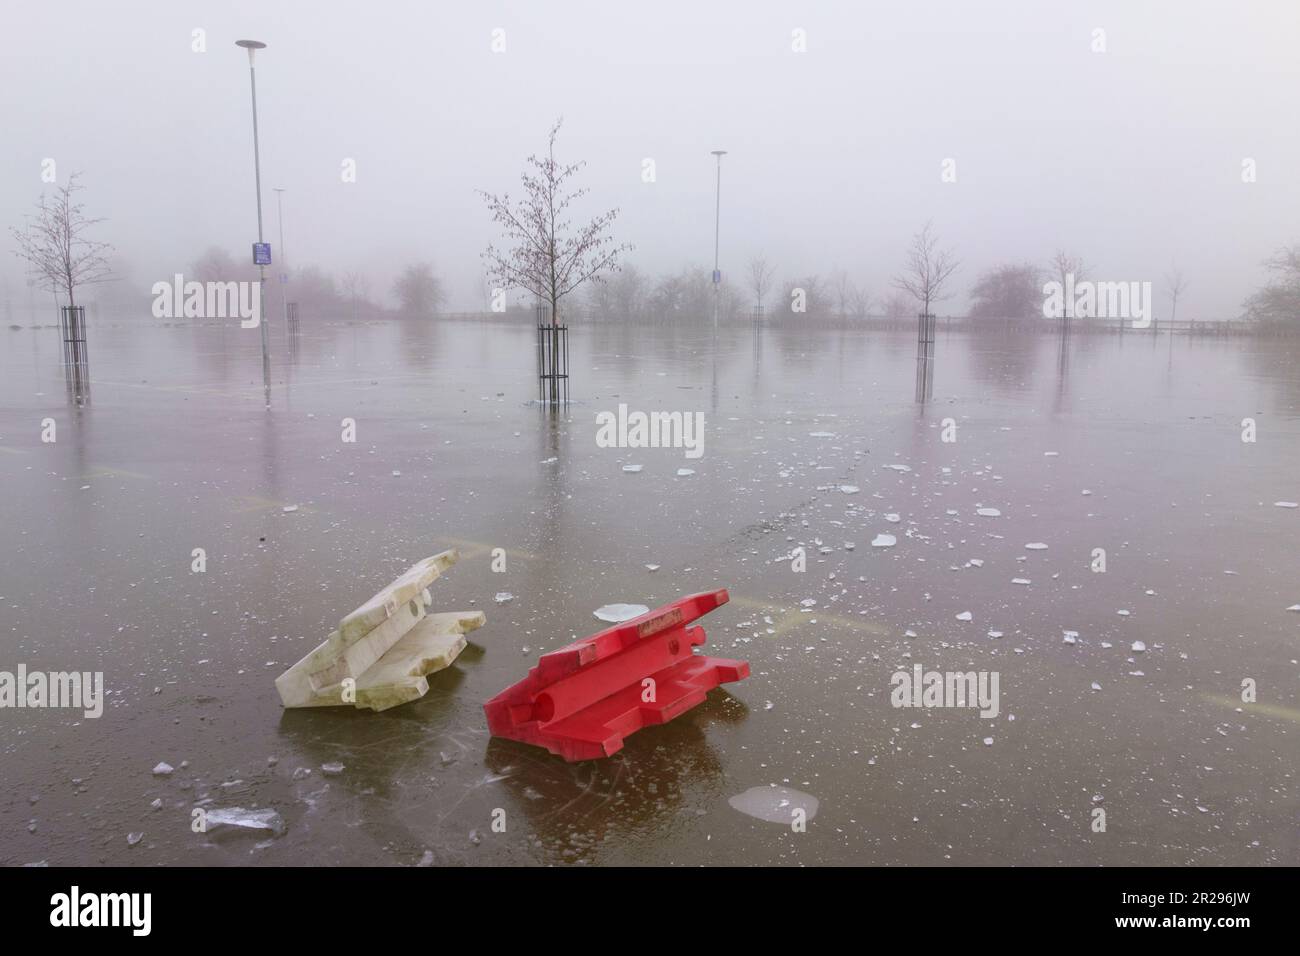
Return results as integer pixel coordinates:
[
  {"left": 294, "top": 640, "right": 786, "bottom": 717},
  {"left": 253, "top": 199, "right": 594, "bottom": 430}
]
[
  {"left": 914, "top": 310, "right": 935, "bottom": 403},
  {"left": 536, "top": 302, "right": 569, "bottom": 405},
  {"left": 60, "top": 305, "right": 90, "bottom": 405}
]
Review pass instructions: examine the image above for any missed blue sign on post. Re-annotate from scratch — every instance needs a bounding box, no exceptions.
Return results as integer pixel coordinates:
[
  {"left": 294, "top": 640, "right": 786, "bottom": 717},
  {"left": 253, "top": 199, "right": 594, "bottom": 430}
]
[
  {"left": 253, "top": 242, "right": 272, "bottom": 266},
  {"left": 712, "top": 269, "right": 721, "bottom": 284}
]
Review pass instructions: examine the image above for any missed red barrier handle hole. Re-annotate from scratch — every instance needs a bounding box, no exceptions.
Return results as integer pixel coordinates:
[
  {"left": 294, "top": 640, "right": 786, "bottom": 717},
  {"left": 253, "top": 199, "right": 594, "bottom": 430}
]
[{"left": 533, "top": 693, "right": 555, "bottom": 723}]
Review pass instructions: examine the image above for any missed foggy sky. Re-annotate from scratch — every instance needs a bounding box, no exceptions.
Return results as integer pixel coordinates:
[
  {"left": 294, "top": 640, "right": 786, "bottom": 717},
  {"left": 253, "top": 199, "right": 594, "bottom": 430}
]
[{"left": 2, "top": 0, "right": 1297, "bottom": 316}]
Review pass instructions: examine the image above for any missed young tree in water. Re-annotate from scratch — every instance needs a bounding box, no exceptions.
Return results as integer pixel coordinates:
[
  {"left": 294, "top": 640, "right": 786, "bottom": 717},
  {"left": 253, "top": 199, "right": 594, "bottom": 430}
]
[
  {"left": 893, "top": 221, "right": 959, "bottom": 318},
  {"left": 748, "top": 255, "right": 775, "bottom": 314},
  {"left": 1165, "top": 268, "right": 1189, "bottom": 327},
  {"left": 10, "top": 173, "right": 114, "bottom": 309},
  {"left": 479, "top": 118, "right": 630, "bottom": 325}
]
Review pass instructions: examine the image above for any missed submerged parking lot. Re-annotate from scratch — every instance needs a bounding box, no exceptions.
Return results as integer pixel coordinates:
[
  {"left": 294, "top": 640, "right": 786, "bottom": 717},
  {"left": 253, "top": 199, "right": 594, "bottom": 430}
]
[{"left": 1, "top": 316, "right": 1297, "bottom": 865}]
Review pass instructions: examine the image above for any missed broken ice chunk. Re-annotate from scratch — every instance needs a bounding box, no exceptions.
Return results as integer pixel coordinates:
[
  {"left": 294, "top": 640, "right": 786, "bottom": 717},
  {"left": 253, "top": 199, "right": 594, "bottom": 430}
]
[
  {"left": 594, "top": 603, "right": 649, "bottom": 623},
  {"left": 728, "top": 785, "right": 819, "bottom": 824},
  {"left": 205, "top": 807, "right": 286, "bottom": 837},
  {"left": 871, "top": 533, "right": 896, "bottom": 548}
]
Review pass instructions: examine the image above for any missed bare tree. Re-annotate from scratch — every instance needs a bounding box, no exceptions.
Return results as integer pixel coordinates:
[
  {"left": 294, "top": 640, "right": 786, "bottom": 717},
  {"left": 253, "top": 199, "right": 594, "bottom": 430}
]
[
  {"left": 893, "top": 221, "right": 960, "bottom": 317},
  {"left": 192, "top": 246, "right": 242, "bottom": 283},
  {"left": 748, "top": 255, "right": 775, "bottom": 314},
  {"left": 10, "top": 173, "right": 113, "bottom": 309},
  {"left": 340, "top": 270, "right": 370, "bottom": 321},
  {"left": 1165, "top": 267, "right": 1188, "bottom": 327},
  {"left": 392, "top": 263, "right": 444, "bottom": 317},
  {"left": 849, "top": 284, "right": 873, "bottom": 320},
  {"left": 1243, "top": 245, "right": 1300, "bottom": 325},
  {"left": 1048, "top": 249, "right": 1086, "bottom": 289},
  {"left": 479, "top": 118, "right": 630, "bottom": 325},
  {"left": 968, "top": 263, "right": 1042, "bottom": 322}
]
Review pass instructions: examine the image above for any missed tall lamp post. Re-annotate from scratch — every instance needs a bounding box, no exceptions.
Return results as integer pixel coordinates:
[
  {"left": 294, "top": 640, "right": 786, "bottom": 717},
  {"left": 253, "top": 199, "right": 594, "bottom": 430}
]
[
  {"left": 710, "top": 149, "right": 727, "bottom": 330},
  {"left": 272, "top": 186, "right": 288, "bottom": 335},
  {"left": 236, "top": 39, "right": 271, "bottom": 402}
]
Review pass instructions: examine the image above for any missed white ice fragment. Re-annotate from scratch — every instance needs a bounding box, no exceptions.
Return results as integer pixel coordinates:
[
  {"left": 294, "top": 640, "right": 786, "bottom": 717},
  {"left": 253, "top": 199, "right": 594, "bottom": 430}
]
[
  {"left": 727, "top": 785, "right": 819, "bottom": 824},
  {"left": 1091, "top": 681, "right": 1102, "bottom": 691},
  {"left": 1024, "top": 542, "right": 1048, "bottom": 550},
  {"left": 1274, "top": 501, "right": 1298, "bottom": 509},
  {"left": 1131, "top": 640, "right": 1146, "bottom": 653},
  {"left": 987, "top": 630, "right": 1003, "bottom": 638},
  {"left": 282, "top": 504, "right": 299, "bottom": 513},
  {"left": 976, "top": 508, "right": 1001, "bottom": 517},
  {"left": 206, "top": 807, "right": 286, "bottom": 837},
  {"left": 493, "top": 592, "right": 515, "bottom": 605},
  {"left": 956, "top": 611, "right": 973, "bottom": 622},
  {"left": 676, "top": 468, "right": 695, "bottom": 477},
  {"left": 871, "top": 533, "right": 896, "bottom": 548},
  {"left": 983, "top": 737, "right": 994, "bottom": 746},
  {"left": 645, "top": 564, "right": 660, "bottom": 572},
  {"left": 1012, "top": 578, "right": 1032, "bottom": 586},
  {"left": 622, "top": 464, "right": 643, "bottom": 473},
  {"left": 152, "top": 762, "right": 174, "bottom": 776},
  {"left": 594, "top": 603, "right": 649, "bottom": 623},
  {"left": 839, "top": 484, "right": 860, "bottom": 494},
  {"left": 1063, "top": 631, "right": 1078, "bottom": 644},
  {"left": 321, "top": 762, "right": 345, "bottom": 776},
  {"left": 884, "top": 513, "right": 900, "bottom": 523}
]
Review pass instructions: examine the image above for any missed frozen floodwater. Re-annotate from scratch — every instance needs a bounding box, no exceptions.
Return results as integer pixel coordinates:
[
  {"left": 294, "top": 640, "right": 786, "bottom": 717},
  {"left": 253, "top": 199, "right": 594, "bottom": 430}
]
[{"left": 1, "top": 317, "right": 1298, "bottom": 866}]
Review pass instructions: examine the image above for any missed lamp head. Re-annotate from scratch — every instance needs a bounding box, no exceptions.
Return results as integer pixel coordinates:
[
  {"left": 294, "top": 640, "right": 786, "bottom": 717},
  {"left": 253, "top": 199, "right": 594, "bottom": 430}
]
[{"left": 235, "top": 39, "right": 267, "bottom": 65}]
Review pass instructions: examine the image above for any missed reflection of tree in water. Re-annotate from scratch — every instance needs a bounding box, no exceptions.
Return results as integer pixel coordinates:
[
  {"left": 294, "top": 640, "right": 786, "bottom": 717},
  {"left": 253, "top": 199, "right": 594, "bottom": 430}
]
[
  {"left": 478, "top": 690, "right": 746, "bottom": 864},
  {"left": 965, "top": 325, "right": 1049, "bottom": 397},
  {"left": 1242, "top": 336, "right": 1300, "bottom": 412},
  {"left": 397, "top": 314, "right": 440, "bottom": 369}
]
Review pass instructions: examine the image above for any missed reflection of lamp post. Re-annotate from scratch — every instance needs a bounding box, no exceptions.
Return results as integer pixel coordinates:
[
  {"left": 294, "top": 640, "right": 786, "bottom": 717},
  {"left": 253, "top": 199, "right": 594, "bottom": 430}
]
[
  {"left": 273, "top": 186, "right": 288, "bottom": 333},
  {"left": 710, "top": 149, "right": 727, "bottom": 330},
  {"left": 235, "top": 39, "right": 271, "bottom": 398}
]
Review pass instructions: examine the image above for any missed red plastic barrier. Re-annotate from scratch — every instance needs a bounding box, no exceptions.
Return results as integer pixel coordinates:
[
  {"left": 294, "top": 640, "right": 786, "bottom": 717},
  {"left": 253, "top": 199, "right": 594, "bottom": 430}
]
[{"left": 484, "top": 589, "right": 748, "bottom": 761}]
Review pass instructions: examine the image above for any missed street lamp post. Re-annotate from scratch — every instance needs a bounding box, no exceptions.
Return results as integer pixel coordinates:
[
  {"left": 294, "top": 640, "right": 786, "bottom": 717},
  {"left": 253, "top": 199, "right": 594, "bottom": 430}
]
[
  {"left": 236, "top": 39, "right": 271, "bottom": 402},
  {"left": 273, "top": 186, "right": 288, "bottom": 335},
  {"left": 710, "top": 149, "right": 727, "bottom": 330}
]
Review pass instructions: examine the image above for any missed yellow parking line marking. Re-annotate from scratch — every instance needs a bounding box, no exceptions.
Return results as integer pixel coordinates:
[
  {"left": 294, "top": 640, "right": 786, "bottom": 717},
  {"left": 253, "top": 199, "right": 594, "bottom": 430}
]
[
  {"left": 729, "top": 594, "right": 892, "bottom": 638},
  {"left": 439, "top": 536, "right": 537, "bottom": 562},
  {"left": 1205, "top": 694, "right": 1300, "bottom": 724},
  {"left": 81, "top": 465, "right": 154, "bottom": 481}
]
